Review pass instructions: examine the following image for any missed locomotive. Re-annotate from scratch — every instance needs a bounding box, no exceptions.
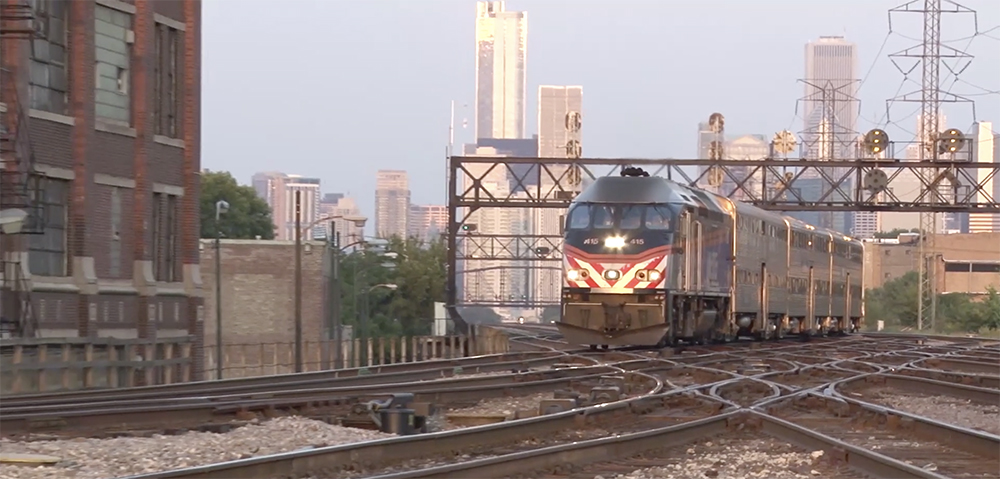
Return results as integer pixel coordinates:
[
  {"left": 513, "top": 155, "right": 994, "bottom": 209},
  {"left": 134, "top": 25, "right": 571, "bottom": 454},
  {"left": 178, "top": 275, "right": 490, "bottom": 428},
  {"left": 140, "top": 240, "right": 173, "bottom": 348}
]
[{"left": 557, "top": 167, "right": 864, "bottom": 349}]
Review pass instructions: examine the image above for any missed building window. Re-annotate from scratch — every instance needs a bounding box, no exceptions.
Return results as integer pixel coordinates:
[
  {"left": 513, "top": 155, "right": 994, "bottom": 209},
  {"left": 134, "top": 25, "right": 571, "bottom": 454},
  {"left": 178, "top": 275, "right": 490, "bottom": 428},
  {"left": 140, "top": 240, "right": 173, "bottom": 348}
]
[
  {"left": 28, "top": 178, "right": 70, "bottom": 276},
  {"left": 29, "top": 0, "right": 69, "bottom": 114},
  {"left": 109, "top": 186, "right": 122, "bottom": 277},
  {"left": 151, "top": 192, "right": 179, "bottom": 281},
  {"left": 153, "top": 23, "right": 180, "bottom": 137},
  {"left": 94, "top": 4, "right": 132, "bottom": 124}
]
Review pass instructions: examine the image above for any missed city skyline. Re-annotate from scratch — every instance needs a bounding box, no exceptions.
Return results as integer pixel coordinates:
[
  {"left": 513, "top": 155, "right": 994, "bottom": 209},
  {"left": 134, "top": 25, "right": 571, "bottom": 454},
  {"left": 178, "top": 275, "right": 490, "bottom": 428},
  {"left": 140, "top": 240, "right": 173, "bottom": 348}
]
[
  {"left": 205, "top": 1, "right": 1000, "bottom": 213},
  {"left": 223, "top": 1, "right": 997, "bottom": 246}
]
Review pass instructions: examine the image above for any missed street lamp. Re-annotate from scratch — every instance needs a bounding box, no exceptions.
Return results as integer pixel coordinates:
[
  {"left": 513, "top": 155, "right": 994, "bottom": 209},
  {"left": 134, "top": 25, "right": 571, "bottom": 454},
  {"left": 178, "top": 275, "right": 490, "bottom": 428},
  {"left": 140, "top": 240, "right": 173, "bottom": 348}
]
[
  {"left": 293, "top": 203, "right": 367, "bottom": 372},
  {"left": 321, "top": 217, "right": 367, "bottom": 370},
  {"left": 214, "top": 199, "right": 229, "bottom": 380}
]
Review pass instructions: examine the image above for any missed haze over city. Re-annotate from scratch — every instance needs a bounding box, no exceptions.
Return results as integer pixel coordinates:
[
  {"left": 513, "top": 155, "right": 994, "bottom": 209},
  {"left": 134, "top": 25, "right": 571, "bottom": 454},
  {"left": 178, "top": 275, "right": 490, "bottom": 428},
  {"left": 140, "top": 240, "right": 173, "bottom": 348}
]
[{"left": 203, "top": 0, "right": 1000, "bottom": 218}]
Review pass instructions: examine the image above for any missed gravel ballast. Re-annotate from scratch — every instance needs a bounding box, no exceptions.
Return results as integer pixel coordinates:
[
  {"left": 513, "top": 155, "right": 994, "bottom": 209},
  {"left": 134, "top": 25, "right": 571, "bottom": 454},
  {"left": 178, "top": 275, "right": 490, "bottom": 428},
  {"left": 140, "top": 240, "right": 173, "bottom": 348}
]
[
  {"left": 604, "top": 437, "right": 836, "bottom": 479},
  {"left": 0, "top": 417, "right": 395, "bottom": 479},
  {"left": 866, "top": 389, "right": 1000, "bottom": 435}
]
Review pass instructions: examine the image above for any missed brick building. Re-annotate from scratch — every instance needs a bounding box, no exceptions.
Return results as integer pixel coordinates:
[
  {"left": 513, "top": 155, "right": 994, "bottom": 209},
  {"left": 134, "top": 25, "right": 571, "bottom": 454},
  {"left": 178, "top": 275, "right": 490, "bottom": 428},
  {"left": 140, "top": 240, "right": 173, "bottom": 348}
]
[
  {"left": 864, "top": 233, "right": 1000, "bottom": 295},
  {"left": 200, "top": 240, "right": 327, "bottom": 347},
  {"left": 0, "top": 0, "right": 203, "bottom": 367}
]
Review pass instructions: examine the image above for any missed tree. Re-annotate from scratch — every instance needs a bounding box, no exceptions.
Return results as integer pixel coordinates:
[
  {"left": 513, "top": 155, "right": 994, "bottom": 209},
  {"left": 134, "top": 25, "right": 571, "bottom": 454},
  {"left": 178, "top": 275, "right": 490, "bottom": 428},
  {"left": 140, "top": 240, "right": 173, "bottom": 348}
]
[
  {"left": 979, "top": 287, "right": 1000, "bottom": 331},
  {"left": 200, "top": 171, "right": 274, "bottom": 239},
  {"left": 338, "top": 236, "right": 447, "bottom": 338},
  {"left": 865, "top": 273, "right": 998, "bottom": 334}
]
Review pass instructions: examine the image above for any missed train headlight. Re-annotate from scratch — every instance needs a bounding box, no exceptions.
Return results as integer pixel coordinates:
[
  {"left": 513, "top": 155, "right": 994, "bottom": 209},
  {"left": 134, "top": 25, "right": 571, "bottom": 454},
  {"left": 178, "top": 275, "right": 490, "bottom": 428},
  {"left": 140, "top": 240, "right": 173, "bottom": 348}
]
[
  {"left": 604, "top": 236, "right": 626, "bottom": 248},
  {"left": 647, "top": 270, "right": 662, "bottom": 282},
  {"left": 566, "top": 269, "right": 588, "bottom": 281},
  {"left": 603, "top": 269, "right": 621, "bottom": 281}
]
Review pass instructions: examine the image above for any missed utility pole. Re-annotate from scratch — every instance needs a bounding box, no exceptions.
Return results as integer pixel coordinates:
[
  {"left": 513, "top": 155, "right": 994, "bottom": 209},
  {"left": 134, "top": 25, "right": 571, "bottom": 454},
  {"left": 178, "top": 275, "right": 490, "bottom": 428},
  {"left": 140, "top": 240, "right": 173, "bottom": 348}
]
[
  {"left": 294, "top": 190, "right": 303, "bottom": 373},
  {"left": 331, "top": 225, "right": 343, "bottom": 369},
  {"left": 889, "top": 0, "right": 977, "bottom": 331}
]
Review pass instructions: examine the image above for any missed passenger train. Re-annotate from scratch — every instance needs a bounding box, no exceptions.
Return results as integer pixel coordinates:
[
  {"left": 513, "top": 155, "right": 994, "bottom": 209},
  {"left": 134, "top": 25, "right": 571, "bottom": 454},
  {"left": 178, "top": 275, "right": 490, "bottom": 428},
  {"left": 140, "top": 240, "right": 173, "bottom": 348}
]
[{"left": 557, "top": 167, "right": 864, "bottom": 349}]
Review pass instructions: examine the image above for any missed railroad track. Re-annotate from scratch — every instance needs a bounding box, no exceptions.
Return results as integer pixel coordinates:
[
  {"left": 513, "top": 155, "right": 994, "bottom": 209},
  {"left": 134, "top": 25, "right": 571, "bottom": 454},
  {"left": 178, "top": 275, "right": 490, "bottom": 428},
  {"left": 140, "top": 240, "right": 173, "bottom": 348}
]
[
  {"left": 2, "top": 333, "right": 997, "bottom": 479},
  {"left": 0, "top": 351, "right": 568, "bottom": 409},
  {"left": 770, "top": 394, "right": 1000, "bottom": 478},
  {"left": 2, "top": 359, "right": 631, "bottom": 440}
]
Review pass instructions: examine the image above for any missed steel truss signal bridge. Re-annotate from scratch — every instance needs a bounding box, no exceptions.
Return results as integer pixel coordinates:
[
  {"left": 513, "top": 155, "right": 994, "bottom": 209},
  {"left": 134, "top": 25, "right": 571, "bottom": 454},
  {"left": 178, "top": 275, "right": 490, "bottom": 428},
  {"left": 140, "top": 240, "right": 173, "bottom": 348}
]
[{"left": 444, "top": 135, "right": 1000, "bottom": 332}]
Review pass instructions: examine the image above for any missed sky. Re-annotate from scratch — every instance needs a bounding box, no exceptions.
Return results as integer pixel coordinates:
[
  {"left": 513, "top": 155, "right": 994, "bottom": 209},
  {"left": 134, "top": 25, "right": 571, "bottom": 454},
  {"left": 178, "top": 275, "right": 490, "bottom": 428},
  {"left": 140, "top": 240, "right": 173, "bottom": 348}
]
[{"left": 202, "top": 0, "right": 1000, "bottom": 218}]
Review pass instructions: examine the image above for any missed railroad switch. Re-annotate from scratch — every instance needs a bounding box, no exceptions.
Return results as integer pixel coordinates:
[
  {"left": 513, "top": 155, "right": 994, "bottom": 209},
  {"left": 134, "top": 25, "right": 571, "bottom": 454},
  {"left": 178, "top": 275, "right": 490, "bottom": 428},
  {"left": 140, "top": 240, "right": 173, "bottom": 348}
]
[
  {"left": 554, "top": 389, "right": 583, "bottom": 406},
  {"left": 589, "top": 386, "right": 622, "bottom": 403},
  {"left": 365, "top": 393, "right": 427, "bottom": 435},
  {"left": 538, "top": 398, "right": 578, "bottom": 415}
]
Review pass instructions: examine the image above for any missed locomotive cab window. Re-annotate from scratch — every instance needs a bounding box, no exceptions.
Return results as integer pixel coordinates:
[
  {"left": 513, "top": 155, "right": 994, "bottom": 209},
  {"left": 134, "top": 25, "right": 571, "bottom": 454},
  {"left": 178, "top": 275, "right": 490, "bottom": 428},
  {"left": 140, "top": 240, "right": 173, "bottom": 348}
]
[
  {"left": 567, "top": 204, "right": 591, "bottom": 230},
  {"left": 620, "top": 206, "right": 643, "bottom": 230},
  {"left": 592, "top": 206, "right": 614, "bottom": 229},
  {"left": 645, "top": 205, "right": 672, "bottom": 230}
]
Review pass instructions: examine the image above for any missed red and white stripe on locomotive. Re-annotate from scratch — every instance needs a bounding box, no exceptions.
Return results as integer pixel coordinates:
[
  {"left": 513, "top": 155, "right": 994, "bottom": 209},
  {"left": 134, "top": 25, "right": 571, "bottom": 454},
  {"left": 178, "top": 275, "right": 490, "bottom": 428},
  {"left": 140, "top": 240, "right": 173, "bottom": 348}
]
[{"left": 563, "top": 245, "right": 670, "bottom": 291}]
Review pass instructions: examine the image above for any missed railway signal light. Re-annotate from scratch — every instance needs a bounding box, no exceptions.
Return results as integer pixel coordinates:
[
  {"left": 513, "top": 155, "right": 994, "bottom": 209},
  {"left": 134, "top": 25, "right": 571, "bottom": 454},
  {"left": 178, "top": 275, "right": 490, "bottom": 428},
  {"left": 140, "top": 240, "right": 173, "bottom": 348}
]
[
  {"left": 460, "top": 223, "right": 477, "bottom": 232},
  {"left": 938, "top": 128, "right": 966, "bottom": 154},
  {"left": 864, "top": 129, "right": 888, "bottom": 155}
]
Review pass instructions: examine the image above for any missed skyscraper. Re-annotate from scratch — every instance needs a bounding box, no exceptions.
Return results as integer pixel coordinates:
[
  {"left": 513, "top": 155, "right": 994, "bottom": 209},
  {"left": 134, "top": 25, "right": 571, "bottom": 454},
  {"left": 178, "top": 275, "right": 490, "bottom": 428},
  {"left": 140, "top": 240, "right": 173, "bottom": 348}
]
[
  {"left": 969, "top": 121, "right": 997, "bottom": 233},
  {"left": 799, "top": 36, "right": 858, "bottom": 235},
  {"left": 802, "top": 36, "right": 858, "bottom": 162},
  {"left": 251, "top": 171, "right": 322, "bottom": 240},
  {"left": 533, "top": 86, "right": 582, "bottom": 307},
  {"left": 375, "top": 170, "right": 410, "bottom": 239},
  {"left": 475, "top": 1, "right": 527, "bottom": 140},
  {"left": 408, "top": 205, "right": 448, "bottom": 243},
  {"left": 318, "top": 195, "right": 365, "bottom": 248},
  {"left": 537, "top": 85, "right": 583, "bottom": 158}
]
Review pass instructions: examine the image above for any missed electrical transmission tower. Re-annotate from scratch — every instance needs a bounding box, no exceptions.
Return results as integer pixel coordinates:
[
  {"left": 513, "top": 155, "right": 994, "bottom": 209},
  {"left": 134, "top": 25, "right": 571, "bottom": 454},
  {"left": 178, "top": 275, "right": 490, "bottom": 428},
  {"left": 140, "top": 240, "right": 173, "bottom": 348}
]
[{"left": 887, "top": 0, "right": 977, "bottom": 331}]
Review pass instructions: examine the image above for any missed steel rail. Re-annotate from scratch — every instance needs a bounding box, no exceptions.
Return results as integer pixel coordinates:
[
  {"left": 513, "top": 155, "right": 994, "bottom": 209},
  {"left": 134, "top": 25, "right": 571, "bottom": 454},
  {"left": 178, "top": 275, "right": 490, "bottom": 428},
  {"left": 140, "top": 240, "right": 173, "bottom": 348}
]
[
  {"left": 894, "top": 367, "right": 1000, "bottom": 389},
  {"left": 823, "top": 381, "right": 1000, "bottom": 460},
  {"left": 118, "top": 369, "right": 668, "bottom": 479},
  {"left": 839, "top": 372, "right": 1000, "bottom": 405},
  {"left": 1, "top": 364, "right": 625, "bottom": 437},
  {"left": 0, "top": 352, "right": 568, "bottom": 409},
  {"left": 908, "top": 356, "right": 1000, "bottom": 376},
  {"left": 0, "top": 358, "right": 604, "bottom": 416},
  {"left": 360, "top": 411, "right": 946, "bottom": 479}
]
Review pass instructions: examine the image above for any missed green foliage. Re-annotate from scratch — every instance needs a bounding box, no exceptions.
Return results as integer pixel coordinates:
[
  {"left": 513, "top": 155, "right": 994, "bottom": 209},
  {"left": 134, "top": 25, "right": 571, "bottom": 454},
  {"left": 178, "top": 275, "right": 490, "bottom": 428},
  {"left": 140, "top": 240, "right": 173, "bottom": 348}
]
[
  {"left": 865, "top": 274, "right": 1000, "bottom": 334},
  {"left": 338, "top": 236, "right": 446, "bottom": 338},
  {"left": 200, "top": 171, "right": 275, "bottom": 239}
]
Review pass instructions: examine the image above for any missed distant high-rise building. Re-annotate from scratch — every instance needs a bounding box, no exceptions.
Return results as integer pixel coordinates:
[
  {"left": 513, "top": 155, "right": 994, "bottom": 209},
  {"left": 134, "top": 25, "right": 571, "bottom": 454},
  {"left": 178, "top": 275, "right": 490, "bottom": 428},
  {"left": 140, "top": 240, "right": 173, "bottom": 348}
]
[
  {"left": 408, "top": 205, "right": 448, "bottom": 243},
  {"left": 322, "top": 193, "right": 344, "bottom": 205},
  {"left": 537, "top": 85, "right": 583, "bottom": 158},
  {"left": 251, "top": 171, "right": 285, "bottom": 207},
  {"left": 317, "top": 195, "right": 364, "bottom": 248},
  {"left": 251, "top": 172, "right": 322, "bottom": 240},
  {"left": 475, "top": 1, "right": 527, "bottom": 140},
  {"left": 461, "top": 147, "right": 521, "bottom": 306},
  {"left": 969, "top": 121, "right": 997, "bottom": 233},
  {"left": 722, "top": 134, "right": 768, "bottom": 202},
  {"left": 880, "top": 114, "right": 949, "bottom": 233},
  {"left": 280, "top": 175, "right": 322, "bottom": 241},
  {"left": 802, "top": 36, "right": 858, "bottom": 163},
  {"left": 375, "top": 170, "right": 410, "bottom": 239}
]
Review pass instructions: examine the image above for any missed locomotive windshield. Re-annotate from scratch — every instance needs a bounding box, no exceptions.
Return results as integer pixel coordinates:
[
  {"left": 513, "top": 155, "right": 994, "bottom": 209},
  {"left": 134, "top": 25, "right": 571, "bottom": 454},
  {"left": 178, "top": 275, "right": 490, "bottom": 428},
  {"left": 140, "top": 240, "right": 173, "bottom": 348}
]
[{"left": 566, "top": 203, "right": 674, "bottom": 232}]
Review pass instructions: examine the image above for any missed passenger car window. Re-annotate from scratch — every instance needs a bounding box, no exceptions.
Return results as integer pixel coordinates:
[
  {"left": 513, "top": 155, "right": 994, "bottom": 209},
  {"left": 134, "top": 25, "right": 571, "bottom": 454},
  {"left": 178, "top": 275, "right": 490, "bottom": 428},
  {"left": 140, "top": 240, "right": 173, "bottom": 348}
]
[
  {"left": 645, "top": 205, "right": 672, "bottom": 230},
  {"left": 620, "top": 206, "right": 643, "bottom": 229},
  {"left": 592, "top": 206, "right": 614, "bottom": 229},
  {"left": 567, "top": 204, "right": 590, "bottom": 229}
]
